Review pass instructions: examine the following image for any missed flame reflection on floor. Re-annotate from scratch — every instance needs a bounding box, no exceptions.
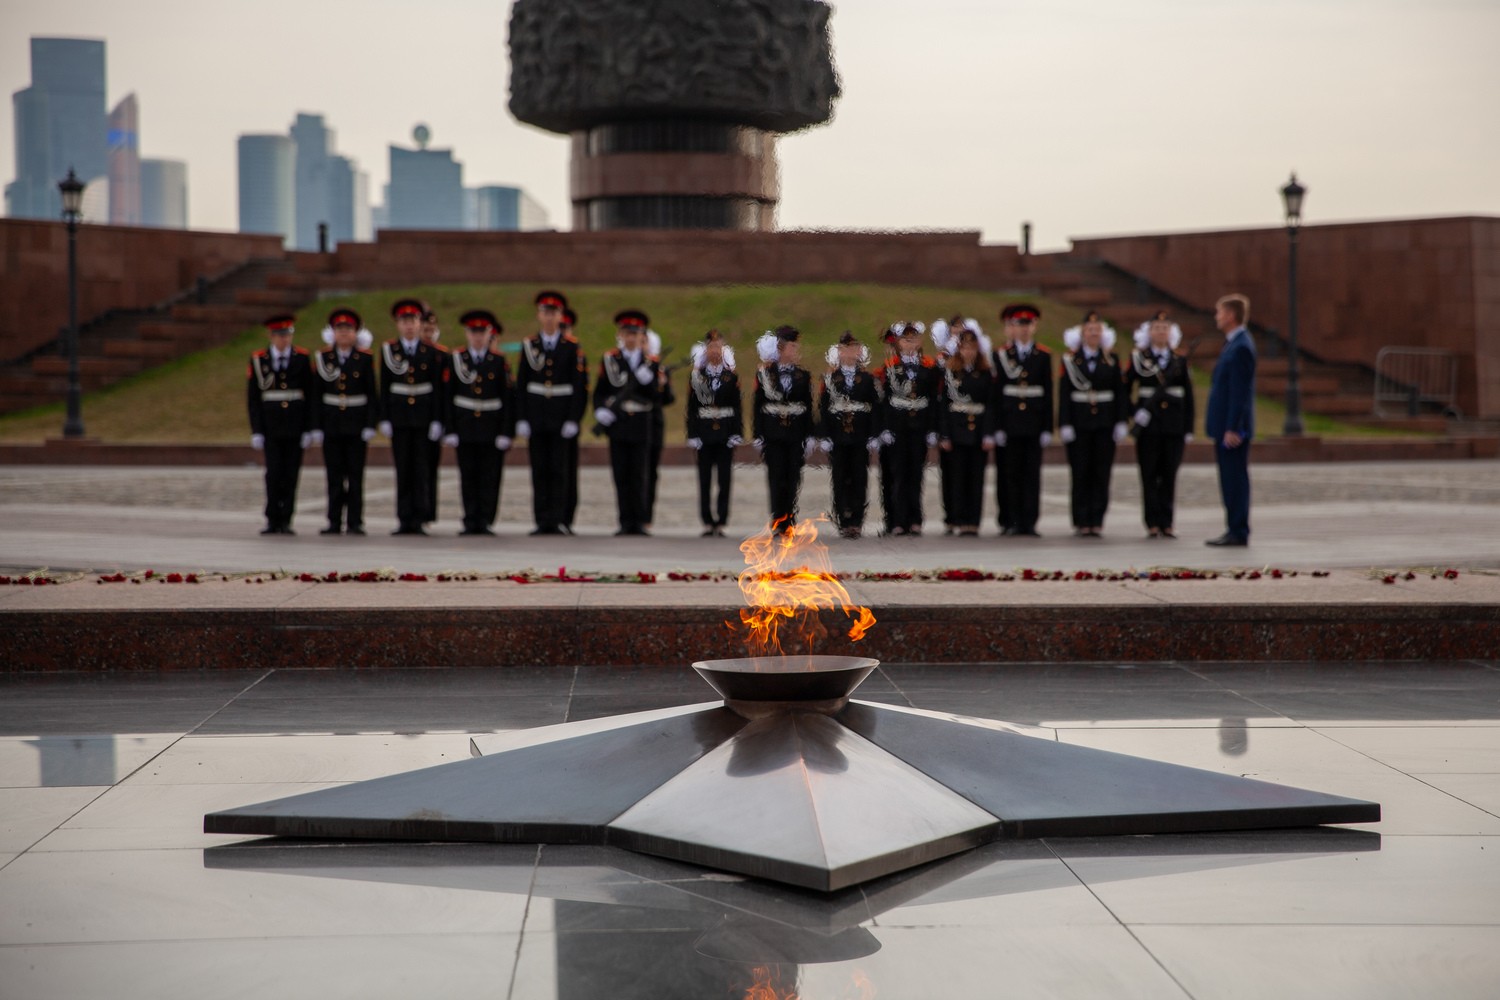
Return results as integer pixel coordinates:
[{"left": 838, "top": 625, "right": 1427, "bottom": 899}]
[{"left": 733, "top": 517, "right": 877, "bottom": 657}]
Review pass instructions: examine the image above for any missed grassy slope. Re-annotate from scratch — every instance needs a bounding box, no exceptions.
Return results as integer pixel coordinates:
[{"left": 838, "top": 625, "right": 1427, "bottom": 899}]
[{"left": 0, "top": 282, "right": 1403, "bottom": 443}]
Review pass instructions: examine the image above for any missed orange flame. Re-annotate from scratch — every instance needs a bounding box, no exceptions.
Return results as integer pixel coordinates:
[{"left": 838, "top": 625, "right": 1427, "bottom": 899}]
[
  {"left": 732, "top": 516, "right": 876, "bottom": 656},
  {"left": 744, "top": 964, "right": 800, "bottom": 1000}
]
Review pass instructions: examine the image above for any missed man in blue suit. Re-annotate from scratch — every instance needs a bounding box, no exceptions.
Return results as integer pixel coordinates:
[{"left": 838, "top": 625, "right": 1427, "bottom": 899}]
[{"left": 1205, "top": 294, "right": 1255, "bottom": 546}]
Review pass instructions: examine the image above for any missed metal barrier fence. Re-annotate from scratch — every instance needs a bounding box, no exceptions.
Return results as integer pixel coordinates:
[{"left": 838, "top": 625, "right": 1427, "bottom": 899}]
[{"left": 1374, "top": 347, "right": 1459, "bottom": 418}]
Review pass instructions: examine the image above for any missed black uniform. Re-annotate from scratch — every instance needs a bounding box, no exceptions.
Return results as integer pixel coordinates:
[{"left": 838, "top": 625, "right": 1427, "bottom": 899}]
[
  {"left": 939, "top": 364, "right": 996, "bottom": 531},
  {"left": 423, "top": 343, "right": 449, "bottom": 525},
  {"left": 1126, "top": 346, "right": 1196, "bottom": 533},
  {"left": 445, "top": 347, "right": 515, "bottom": 534},
  {"left": 646, "top": 369, "right": 675, "bottom": 526},
  {"left": 878, "top": 355, "right": 942, "bottom": 534},
  {"left": 818, "top": 366, "right": 883, "bottom": 533},
  {"left": 1058, "top": 348, "right": 1126, "bottom": 531},
  {"left": 248, "top": 346, "right": 314, "bottom": 533},
  {"left": 686, "top": 364, "right": 744, "bottom": 531},
  {"left": 753, "top": 363, "right": 815, "bottom": 529},
  {"left": 378, "top": 338, "right": 444, "bottom": 533},
  {"left": 516, "top": 333, "right": 588, "bottom": 534},
  {"left": 313, "top": 346, "right": 376, "bottom": 533},
  {"left": 993, "top": 343, "right": 1053, "bottom": 535},
  {"left": 594, "top": 349, "right": 661, "bottom": 534}
]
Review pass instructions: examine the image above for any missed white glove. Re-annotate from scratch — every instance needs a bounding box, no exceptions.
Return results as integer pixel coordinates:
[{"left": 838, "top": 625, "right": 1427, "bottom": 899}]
[
  {"left": 1112, "top": 421, "right": 1129, "bottom": 443},
  {"left": 515, "top": 420, "right": 531, "bottom": 439},
  {"left": 992, "top": 430, "right": 1007, "bottom": 448},
  {"left": 1134, "top": 408, "right": 1152, "bottom": 427},
  {"left": 634, "top": 366, "right": 654, "bottom": 385},
  {"left": 687, "top": 437, "right": 703, "bottom": 450},
  {"left": 819, "top": 438, "right": 833, "bottom": 453},
  {"left": 866, "top": 437, "right": 882, "bottom": 453},
  {"left": 299, "top": 432, "right": 312, "bottom": 450},
  {"left": 803, "top": 439, "right": 816, "bottom": 460},
  {"left": 442, "top": 433, "right": 459, "bottom": 448},
  {"left": 377, "top": 421, "right": 393, "bottom": 438},
  {"left": 1059, "top": 425, "right": 1076, "bottom": 444},
  {"left": 309, "top": 429, "right": 324, "bottom": 447},
  {"left": 728, "top": 435, "right": 744, "bottom": 447},
  {"left": 495, "top": 435, "right": 512, "bottom": 451},
  {"left": 250, "top": 434, "right": 265, "bottom": 451},
  {"left": 925, "top": 432, "right": 938, "bottom": 448},
  {"left": 427, "top": 421, "right": 444, "bottom": 442},
  {"left": 1184, "top": 433, "right": 1195, "bottom": 444},
  {"left": 753, "top": 437, "right": 765, "bottom": 454},
  {"left": 594, "top": 408, "right": 616, "bottom": 427},
  {"left": 561, "top": 420, "right": 579, "bottom": 439},
  {"left": 361, "top": 427, "right": 376, "bottom": 442},
  {"left": 879, "top": 430, "right": 895, "bottom": 446},
  {"left": 1040, "top": 431, "right": 1053, "bottom": 448}
]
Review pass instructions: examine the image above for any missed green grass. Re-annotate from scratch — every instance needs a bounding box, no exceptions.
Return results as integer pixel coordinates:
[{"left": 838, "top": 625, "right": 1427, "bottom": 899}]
[{"left": 0, "top": 282, "right": 1421, "bottom": 443}]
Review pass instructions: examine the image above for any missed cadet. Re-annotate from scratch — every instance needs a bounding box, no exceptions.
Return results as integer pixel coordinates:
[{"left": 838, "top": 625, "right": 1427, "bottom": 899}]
[
  {"left": 443, "top": 309, "right": 514, "bottom": 536},
  {"left": 419, "top": 306, "right": 447, "bottom": 527},
  {"left": 1058, "top": 311, "right": 1128, "bottom": 537},
  {"left": 247, "top": 314, "right": 315, "bottom": 535},
  {"left": 559, "top": 307, "right": 583, "bottom": 534},
  {"left": 817, "top": 332, "right": 883, "bottom": 538},
  {"left": 1126, "top": 309, "right": 1196, "bottom": 538},
  {"left": 313, "top": 308, "right": 376, "bottom": 535},
  {"left": 938, "top": 326, "right": 996, "bottom": 537},
  {"left": 753, "top": 326, "right": 815, "bottom": 532},
  {"left": 686, "top": 330, "right": 744, "bottom": 537},
  {"left": 515, "top": 291, "right": 587, "bottom": 536},
  {"left": 377, "top": 298, "right": 445, "bottom": 535},
  {"left": 877, "top": 322, "right": 942, "bottom": 536},
  {"left": 643, "top": 325, "right": 675, "bottom": 531},
  {"left": 593, "top": 309, "right": 660, "bottom": 536},
  {"left": 992, "top": 303, "right": 1053, "bottom": 536}
]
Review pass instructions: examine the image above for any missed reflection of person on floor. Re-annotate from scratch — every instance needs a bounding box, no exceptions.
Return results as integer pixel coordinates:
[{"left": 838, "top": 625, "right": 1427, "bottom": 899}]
[
  {"left": 1206, "top": 293, "right": 1256, "bottom": 547},
  {"left": 1218, "top": 717, "right": 1249, "bottom": 756}
]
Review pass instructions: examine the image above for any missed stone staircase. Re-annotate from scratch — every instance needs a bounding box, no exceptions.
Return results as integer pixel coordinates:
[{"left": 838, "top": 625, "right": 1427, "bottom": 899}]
[
  {"left": 1023, "top": 254, "right": 1427, "bottom": 431},
  {"left": 0, "top": 255, "right": 322, "bottom": 416}
]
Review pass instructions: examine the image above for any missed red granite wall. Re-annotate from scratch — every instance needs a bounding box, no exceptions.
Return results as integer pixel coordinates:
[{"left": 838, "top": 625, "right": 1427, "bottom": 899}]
[
  {"left": 1071, "top": 217, "right": 1500, "bottom": 418},
  {"left": 0, "top": 220, "right": 285, "bottom": 360}
]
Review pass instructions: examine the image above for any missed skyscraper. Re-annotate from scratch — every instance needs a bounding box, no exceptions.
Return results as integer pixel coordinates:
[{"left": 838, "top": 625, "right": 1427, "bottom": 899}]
[
  {"left": 290, "top": 112, "right": 332, "bottom": 250},
  {"left": 140, "top": 158, "right": 187, "bottom": 228},
  {"left": 6, "top": 37, "right": 107, "bottom": 220},
  {"left": 472, "top": 185, "right": 550, "bottom": 231},
  {"left": 237, "top": 134, "right": 294, "bottom": 244},
  {"left": 107, "top": 93, "right": 141, "bottom": 225},
  {"left": 388, "top": 141, "right": 463, "bottom": 230}
]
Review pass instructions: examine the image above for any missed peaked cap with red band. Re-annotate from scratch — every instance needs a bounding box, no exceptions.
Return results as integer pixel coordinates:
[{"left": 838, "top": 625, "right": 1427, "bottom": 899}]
[
  {"left": 534, "top": 290, "right": 568, "bottom": 310},
  {"left": 264, "top": 314, "right": 296, "bottom": 332},
  {"left": 327, "top": 308, "right": 362, "bottom": 329},
  {"left": 460, "top": 309, "right": 502, "bottom": 333},
  {"left": 391, "top": 298, "right": 425, "bottom": 319},
  {"left": 613, "top": 309, "right": 649, "bottom": 329},
  {"left": 1001, "top": 303, "right": 1042, "bottom": 322}
]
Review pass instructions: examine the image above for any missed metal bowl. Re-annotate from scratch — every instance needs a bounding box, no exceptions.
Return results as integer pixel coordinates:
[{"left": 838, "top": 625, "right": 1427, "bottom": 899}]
[{"left": 692, "top": 655, "right": 879, "bottom": 718}]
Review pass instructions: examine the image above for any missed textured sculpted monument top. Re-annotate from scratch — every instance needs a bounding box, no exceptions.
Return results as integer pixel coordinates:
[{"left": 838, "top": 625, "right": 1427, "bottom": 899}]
[{"left": 508, "top": 0, "right": 840, "bottom": 135}]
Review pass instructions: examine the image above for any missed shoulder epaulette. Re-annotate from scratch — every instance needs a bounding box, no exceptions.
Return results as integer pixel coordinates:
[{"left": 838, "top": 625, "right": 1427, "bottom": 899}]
[
  {"left": 563, "top": 333, "right": 579, "bottom": 344},
  {"left": 253, "top": 349, "right": 268, "bottom": 358},
  {"left": 292, "top": 346, "right": 310, "bottom": 355}
]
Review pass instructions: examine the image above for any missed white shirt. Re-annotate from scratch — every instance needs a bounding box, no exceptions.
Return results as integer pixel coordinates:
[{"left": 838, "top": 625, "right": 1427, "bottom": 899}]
[
  {"left": 400, "top": 338, "right": 420, "bottom": 355},
  {"left": 470, "top": 350, "right": 486, "bottom": 365},
  {"left": 541, "top": 333, "right": 559, "bottom": 352}
]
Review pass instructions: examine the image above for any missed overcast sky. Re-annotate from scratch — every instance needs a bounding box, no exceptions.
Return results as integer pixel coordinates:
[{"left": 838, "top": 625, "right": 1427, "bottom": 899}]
[{"left": 3, "top": 0, "right": 1496, "bottom": 249}]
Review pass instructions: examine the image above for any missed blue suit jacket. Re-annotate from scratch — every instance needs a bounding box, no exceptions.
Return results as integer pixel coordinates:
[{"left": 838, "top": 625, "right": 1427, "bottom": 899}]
[{"left": 1206, "top": 329, "right": 1256, "bottom": 442}]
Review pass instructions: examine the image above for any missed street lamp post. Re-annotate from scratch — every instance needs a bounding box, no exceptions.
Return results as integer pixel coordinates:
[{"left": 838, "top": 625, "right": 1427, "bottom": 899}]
[
  {"left": 58, "top": 168, "right": 87, "bottom": 439},
  {"left": 1280, "top": 172, "right": 1306, "bottom": 437}
]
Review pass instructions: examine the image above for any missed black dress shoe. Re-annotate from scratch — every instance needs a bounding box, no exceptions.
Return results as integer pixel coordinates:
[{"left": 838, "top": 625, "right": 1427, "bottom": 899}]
[
  {"left": 530, "top": 526, "right": 561, "bottom": 536},
  {"left": 1161, "top": 529, "right": 1177, "bottom": 539},
  {"left": 1205, "top": 533, "right": 1247, "bottom": 547},
  {"left": 701, "top": 527, "right": 717, "bottom": 537},
  {"left": 320, "top": 527, "right": 341, "bottom": 536},
  {"left": 1018, "top": 528, "right": 1041, "bottom": 537},
  {"left": 1001, "top": 527, "right": 1018, "bottom": 536},
  {"left": 279, "top": 526, "right": 296, "bottom": 535},
  {"left": 259, "top": 525, "right": 278, "bottom": 535},
  {"left": 347, "top": 527, "right": 366, "bottom": 536},
  {"left": 459, "top": 528, "right": 481, "bottom": 536}
]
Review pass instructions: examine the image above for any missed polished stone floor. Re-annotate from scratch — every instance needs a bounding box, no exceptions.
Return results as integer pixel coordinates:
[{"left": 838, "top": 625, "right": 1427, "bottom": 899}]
[{"left": 2, "top": 661, "right": 1498, "bottom": 999}]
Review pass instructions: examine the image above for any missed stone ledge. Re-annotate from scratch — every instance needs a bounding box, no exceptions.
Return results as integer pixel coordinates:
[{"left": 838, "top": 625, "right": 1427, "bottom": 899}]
[{"left": 3, "top": 602, "right": 1495, "bottom": 671}]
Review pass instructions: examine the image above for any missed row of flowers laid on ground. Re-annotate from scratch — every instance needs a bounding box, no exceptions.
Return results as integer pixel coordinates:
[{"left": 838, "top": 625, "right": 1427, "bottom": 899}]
[{"left": 0, "top": 567, "right": 1468, "bottom": 586}]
